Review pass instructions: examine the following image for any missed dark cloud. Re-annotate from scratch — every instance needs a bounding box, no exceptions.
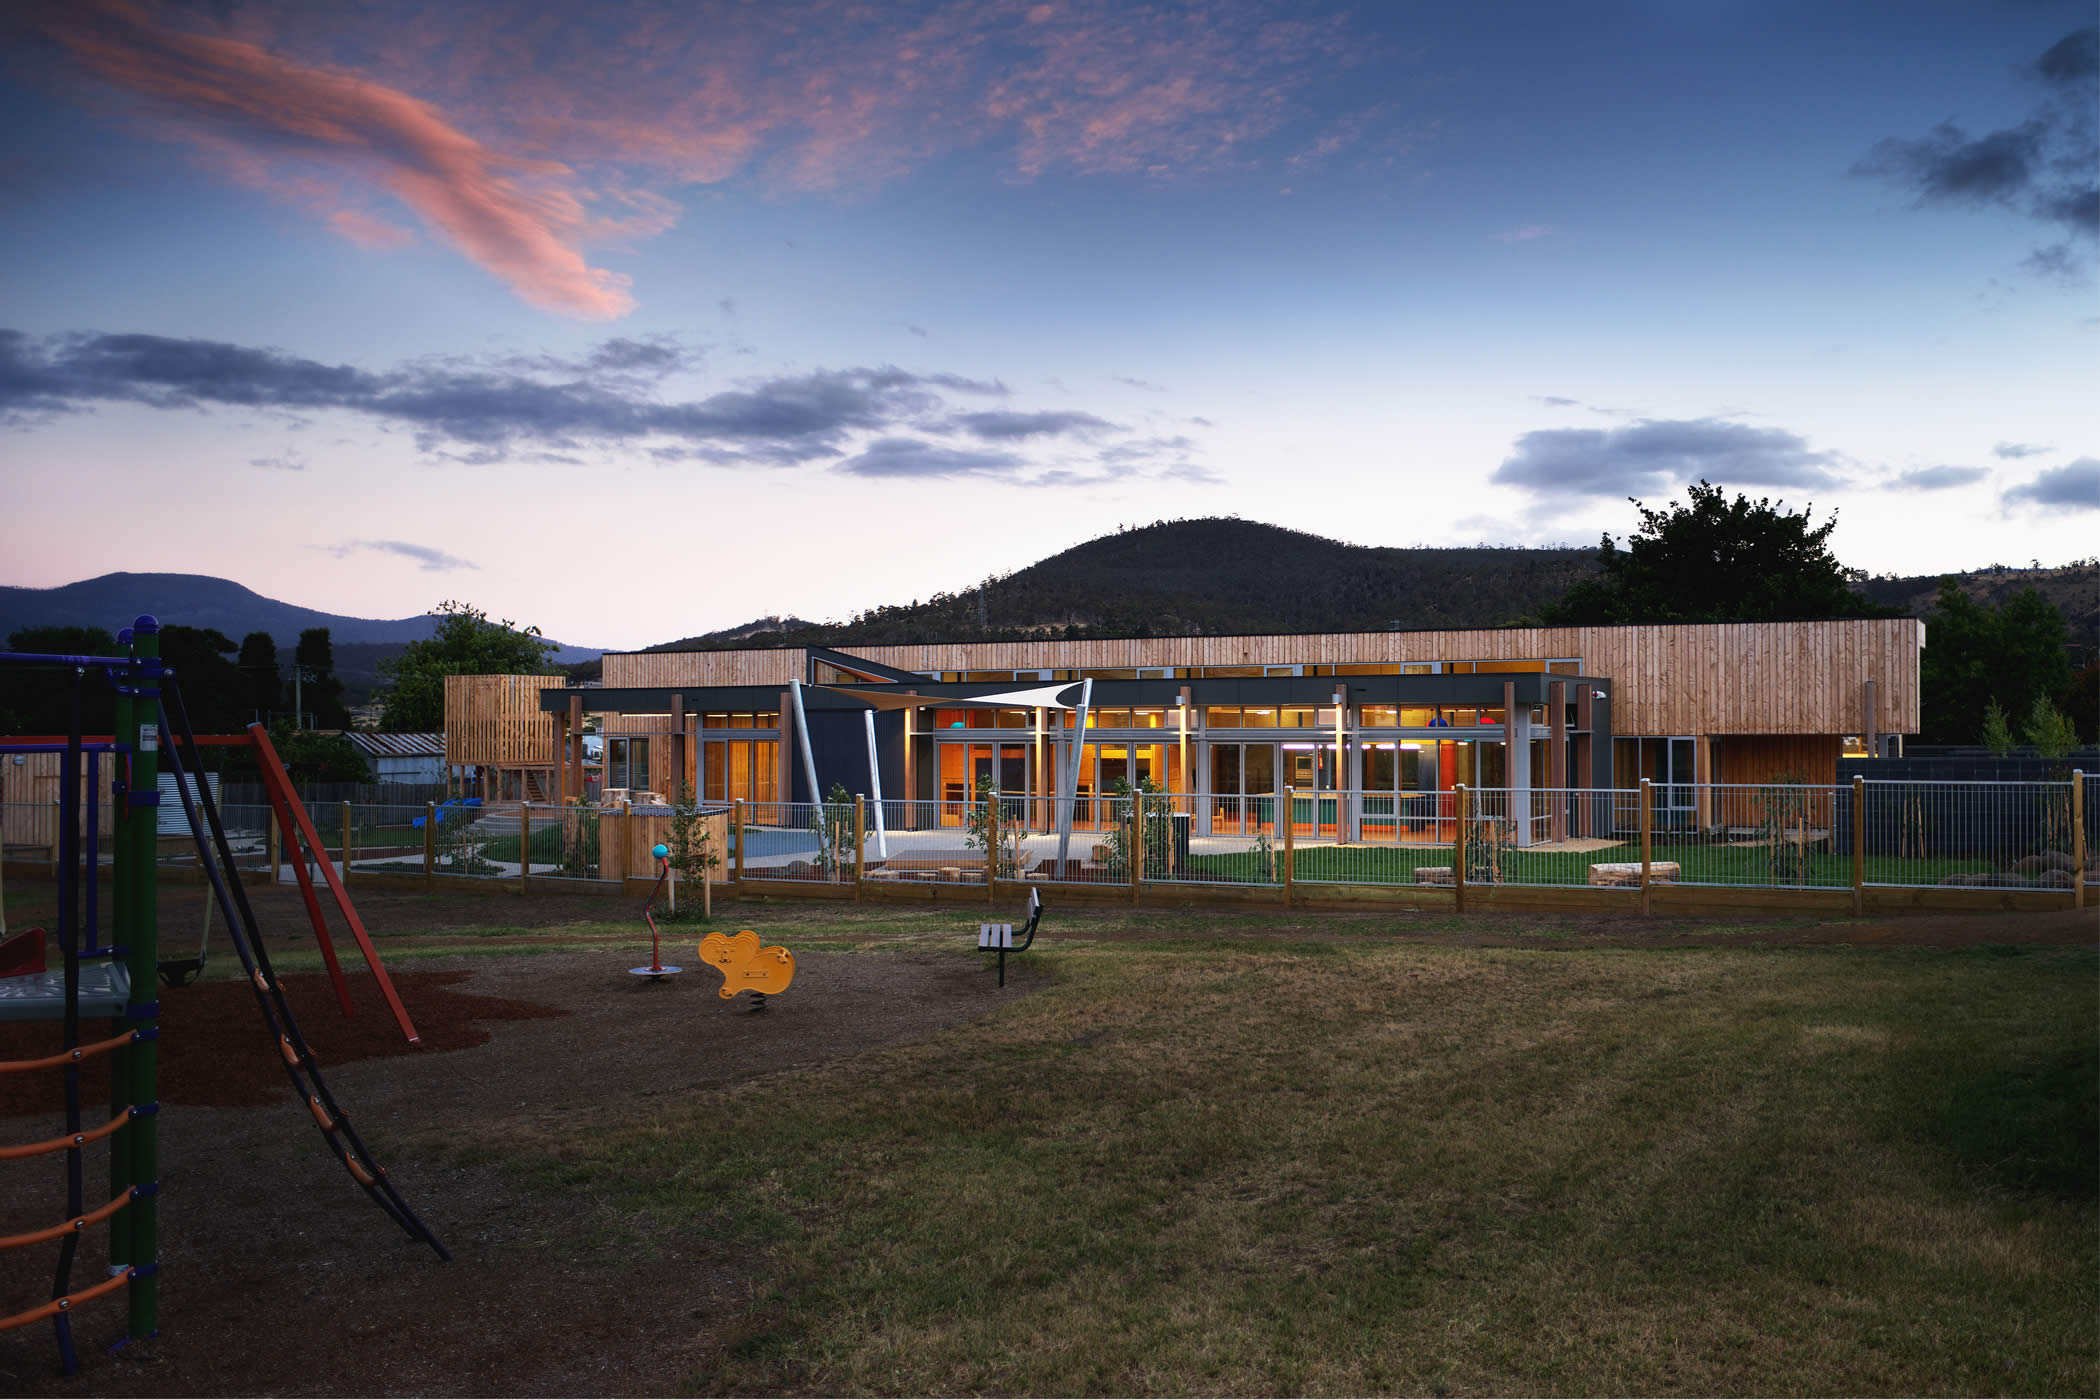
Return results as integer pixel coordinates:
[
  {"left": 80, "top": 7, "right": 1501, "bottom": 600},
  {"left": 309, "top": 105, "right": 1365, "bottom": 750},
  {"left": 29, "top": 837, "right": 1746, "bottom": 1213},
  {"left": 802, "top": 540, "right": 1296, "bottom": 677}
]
[
  {"left": 1852, "top": 28, "right": 2099, "bottom": 268},
  {"left": 832, "top": 438, "right": 1025, "bottom": 479},
  {"left": 2036, "top": 27, "right": 2098, "bottom": 84},
  {"left": 2, "top": 328, "right": 1215, "bottom": 486},
  {"left": 1856, "top": 121, "right": 2047, "bottom": 206},
  {"left": 1886, "top": 465, "right": 1988, "bottom": 491},
  {"left": 0, "top": 328, "right": 1009, "bottom": 467},
  {"left": 248, "top": 449, "right": 307, "bottom": 472},
  {"left": 2002, "top": 457, "right": 2100, "bottom": 510},
  {"left": 1111, "top": 375, "right": 1166, "bottom": 392},
  {"left": 1534, "top": 395, "right": 1581, "bottom": 408},
  {"left": 1993, "top": 441, "right": 2052, "bottom": 459},
  {"left": 1492, "top": 418, "right": 1842, "bottom": 497},
  {"left": 952, "top": 410, "right": 1119, "bottom": 440}
]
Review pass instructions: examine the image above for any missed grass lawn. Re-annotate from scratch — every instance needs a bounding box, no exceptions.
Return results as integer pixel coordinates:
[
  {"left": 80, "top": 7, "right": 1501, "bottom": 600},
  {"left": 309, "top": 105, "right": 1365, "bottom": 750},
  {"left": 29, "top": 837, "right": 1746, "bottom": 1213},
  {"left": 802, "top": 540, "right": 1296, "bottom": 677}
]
[
  {"left": 484, "top": 920, "right": 2097, "bottom": 1395},
  {"left": 1193, "top": 841, "right": 1992, "bottom": 889}
]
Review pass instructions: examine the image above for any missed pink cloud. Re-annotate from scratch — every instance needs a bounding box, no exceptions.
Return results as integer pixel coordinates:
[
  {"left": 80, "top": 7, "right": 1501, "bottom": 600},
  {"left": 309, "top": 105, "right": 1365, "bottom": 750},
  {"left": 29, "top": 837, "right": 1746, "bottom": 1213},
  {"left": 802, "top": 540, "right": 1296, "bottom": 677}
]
[
  {"left": 19, "top": 1, "right": 1412, "bottom": 309},
  {"left": 1494, "top": 224, "right": 1555, "bottom": 244},
  {"left": 21, "top": 0, "right": 644, "bottom": 318},
  {"left": 329, "top": 209, "right": 417, "bottom": 249}
]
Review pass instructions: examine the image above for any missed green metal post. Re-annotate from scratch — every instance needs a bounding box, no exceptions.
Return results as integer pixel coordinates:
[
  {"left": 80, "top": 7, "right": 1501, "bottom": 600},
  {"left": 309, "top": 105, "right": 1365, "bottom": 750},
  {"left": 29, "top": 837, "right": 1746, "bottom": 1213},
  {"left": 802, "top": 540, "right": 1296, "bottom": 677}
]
[
  {"left": 123, "top": 617, "right": 161, "bottom": 1338},
  {"left": 107, "top": 636, "right": 134, "bottom": 1277}
]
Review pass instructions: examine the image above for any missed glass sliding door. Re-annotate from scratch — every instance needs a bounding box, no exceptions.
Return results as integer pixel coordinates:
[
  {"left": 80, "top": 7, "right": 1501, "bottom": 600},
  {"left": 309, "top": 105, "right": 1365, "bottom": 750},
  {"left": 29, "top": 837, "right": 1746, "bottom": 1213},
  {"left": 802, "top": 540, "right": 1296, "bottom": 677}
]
[{"left": 1208, "top": 742, "right": 1276, "bottom": 835}]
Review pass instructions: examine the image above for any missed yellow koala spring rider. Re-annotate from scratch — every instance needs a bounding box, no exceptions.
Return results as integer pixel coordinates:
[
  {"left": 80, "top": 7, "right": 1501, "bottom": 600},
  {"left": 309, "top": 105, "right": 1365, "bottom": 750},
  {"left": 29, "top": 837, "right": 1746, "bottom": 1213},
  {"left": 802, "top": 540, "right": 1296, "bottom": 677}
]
[{"left": 699, "top": 931, "right": 796, "bottom": 1011}]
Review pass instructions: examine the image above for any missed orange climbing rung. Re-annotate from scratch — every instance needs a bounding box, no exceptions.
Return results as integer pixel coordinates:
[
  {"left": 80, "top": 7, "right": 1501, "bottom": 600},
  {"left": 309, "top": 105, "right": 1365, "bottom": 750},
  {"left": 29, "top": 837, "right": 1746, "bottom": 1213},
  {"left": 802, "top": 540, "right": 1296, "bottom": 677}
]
[
  {"left": 0, "top": 1189, "right": 133, "bottom": 1252},
  {"left": 0, "top": 1029, "right": 138, "bottom": 1074},
  {"left": 344, "top": 1154, "right": 376, "bottom": 1186},
  {"left": 307, "top": 1096, "right": 335, "bottom": 1131},
  {"left": 0, "top": 1108, "right": 131, "bottom": 1162},
  {"left": 252, "top": 968, "right": 270, "bottom": 993},
  {"left": 279, "top": 1035, "right": 302, "bottom": 1068},
  {"left": 0, "top": 1268, "right": 135, "bottom": 1333}
]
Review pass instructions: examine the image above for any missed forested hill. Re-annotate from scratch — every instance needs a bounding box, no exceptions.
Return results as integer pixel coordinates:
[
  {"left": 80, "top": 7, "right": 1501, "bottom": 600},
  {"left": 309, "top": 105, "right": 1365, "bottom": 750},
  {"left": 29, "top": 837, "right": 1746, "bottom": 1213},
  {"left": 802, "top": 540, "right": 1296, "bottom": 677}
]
[
  {"left": 643, "top": 518, "right": 2100, "bottom": 658},
  {"left": 648, "top": 520, "right": 1605, "bottom": 651}
]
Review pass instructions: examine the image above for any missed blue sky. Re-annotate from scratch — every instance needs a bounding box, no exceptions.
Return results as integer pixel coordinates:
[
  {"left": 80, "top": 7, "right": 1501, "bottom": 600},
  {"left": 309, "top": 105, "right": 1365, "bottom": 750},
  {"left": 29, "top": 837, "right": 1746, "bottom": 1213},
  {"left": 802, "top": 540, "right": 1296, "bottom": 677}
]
[{"left": 2, "top": 0, "right": 2093, "bottom": 649}]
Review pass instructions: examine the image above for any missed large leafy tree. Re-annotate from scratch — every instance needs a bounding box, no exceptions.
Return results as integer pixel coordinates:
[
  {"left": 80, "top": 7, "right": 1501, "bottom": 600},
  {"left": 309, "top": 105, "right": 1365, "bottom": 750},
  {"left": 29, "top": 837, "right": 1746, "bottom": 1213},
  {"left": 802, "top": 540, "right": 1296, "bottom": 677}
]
[
  {"left": 237, "top": 630, "right": 283, "bottom": 722},
  {"left": 294, "top": 628, "right": 350, "bottom": 729},
  {"left": 1918, "top": 582, "right": 2075, "bottom": 745},
  {"left": 158, "top": 625, "right": 249, "bottom": 734},
  {"left": 0, "top": 626, "right": 119, "bottom": 734},
  {"left": 377, "top": 601, "right": 557, "bottom": 732},
  {"left": 1541, "top": 481, "right": 1887, "bottom": 625}
]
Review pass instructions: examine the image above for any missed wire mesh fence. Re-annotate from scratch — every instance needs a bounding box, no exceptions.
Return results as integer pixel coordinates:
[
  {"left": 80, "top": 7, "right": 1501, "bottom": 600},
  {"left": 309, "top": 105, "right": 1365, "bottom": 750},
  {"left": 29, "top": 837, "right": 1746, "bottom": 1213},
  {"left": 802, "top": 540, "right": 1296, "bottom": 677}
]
[
  {"left": 9, "top": 778, "right": 2092, "bottom": 901},
  {"left": 1856, "top": 779, "right": 2087, "bottom": 890}
]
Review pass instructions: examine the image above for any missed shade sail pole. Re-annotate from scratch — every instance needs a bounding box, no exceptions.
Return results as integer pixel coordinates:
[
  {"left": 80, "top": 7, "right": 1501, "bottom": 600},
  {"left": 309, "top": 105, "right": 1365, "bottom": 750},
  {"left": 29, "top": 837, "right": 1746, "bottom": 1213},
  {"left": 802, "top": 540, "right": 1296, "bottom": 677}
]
[
  {"left": 1055, "top": 678, "right": 1092, "bottom": 868},
  {"left": 789, "top": 684, "right": 827, "bottom": 868},
  {"left": 863, "top": 708, "right": 888, "bottom": 859}
]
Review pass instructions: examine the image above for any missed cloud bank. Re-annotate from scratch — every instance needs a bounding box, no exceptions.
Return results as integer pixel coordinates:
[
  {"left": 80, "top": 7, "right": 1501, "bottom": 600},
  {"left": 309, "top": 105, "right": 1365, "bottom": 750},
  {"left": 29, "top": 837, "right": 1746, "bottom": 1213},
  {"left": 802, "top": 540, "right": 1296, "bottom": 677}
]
[
  {"left": 2003, "top": 458, "right": 2100, "bottom": 511},
  {"left": 0, "top": 327, "right": 1204, "bottom": 487},
  {"left": 1491, "top": 418, "right": 1843, "bottom": 497},
  {"left": 1853, "top": 26, "right": 2098, "bottom": 277}
]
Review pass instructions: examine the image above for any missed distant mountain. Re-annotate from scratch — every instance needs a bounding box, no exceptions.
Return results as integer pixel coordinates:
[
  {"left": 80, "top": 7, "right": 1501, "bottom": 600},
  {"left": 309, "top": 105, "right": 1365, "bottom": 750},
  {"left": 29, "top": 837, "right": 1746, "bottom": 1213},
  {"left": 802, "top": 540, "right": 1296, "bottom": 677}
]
[{"left": 0, "top": 572, "right": 602, "bottom": 702}]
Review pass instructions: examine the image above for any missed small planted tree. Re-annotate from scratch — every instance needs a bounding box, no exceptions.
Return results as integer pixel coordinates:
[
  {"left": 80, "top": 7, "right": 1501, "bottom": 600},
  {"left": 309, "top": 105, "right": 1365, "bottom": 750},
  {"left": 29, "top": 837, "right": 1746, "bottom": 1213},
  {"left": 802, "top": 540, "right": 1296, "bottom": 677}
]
[
  {"left": 1759, "top": 773, "right": 1813, "bottom": 886},
  {"left": 1980, "top": 699, "right": 2015, "bottom": 756},
  {"left": 963, "top": 775, "right": 1030, "bottom": 878},
  {"left": 809, "top": 781, "right": 855, "bottom": 879},
  {"left": 665, "top": 785, "right": 720, "bottom": 916},
  {"left": 559, "top": 796, "right": 600, "bottom": 878}
]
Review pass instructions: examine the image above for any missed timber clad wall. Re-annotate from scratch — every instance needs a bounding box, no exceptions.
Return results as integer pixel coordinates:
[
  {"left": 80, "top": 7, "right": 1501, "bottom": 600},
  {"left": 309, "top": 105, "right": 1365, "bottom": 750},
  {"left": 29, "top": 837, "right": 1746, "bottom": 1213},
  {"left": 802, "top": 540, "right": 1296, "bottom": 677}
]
[
  {"left": 443, "top": 674, "right": 565, "bottom": 766},
  {"left": 602, "top": 619, "right": 1924, "bottom": 737}
]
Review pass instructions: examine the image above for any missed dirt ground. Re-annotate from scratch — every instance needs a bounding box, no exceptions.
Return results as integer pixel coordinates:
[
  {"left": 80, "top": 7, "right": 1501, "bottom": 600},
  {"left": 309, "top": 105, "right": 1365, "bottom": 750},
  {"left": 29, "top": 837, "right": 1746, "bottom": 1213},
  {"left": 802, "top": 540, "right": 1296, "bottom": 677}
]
[
  {"left": 0, "top": 935, "right": 1044, "bottom": 1397},
  {"left": 0, "top": 881, "right": 2090, "bottom": 1396}
]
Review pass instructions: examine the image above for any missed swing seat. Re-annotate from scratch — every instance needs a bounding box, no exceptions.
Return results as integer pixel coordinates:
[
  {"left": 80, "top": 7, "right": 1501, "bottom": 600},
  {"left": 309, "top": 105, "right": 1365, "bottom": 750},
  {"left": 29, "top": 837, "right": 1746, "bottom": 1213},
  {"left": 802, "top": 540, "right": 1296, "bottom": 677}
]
[
  {"left": 0, "top": 927, "right": 47, "bottom": 979},
  {"left": 158, "top": 956, "right": 206, "bottom": 988}
]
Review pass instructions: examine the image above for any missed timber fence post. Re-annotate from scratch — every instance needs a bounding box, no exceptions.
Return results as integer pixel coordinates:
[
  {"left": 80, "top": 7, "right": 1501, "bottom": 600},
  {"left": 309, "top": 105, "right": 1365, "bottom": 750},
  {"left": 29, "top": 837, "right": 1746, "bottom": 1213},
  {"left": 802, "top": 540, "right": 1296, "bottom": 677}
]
[
  {"left": 1454, "top": 783, "right": 1467, "bottom": 915},
  {"left": 1283, "top": 786, "right": 1295, "bottom": 908},
  {"left": 340, "top": 800, "right": 352, "bottom": 890},
  {"left": 519, "top": 800, "right": 531, "bottom": 894},
  {"left": 734, "top": 798, "right": 745, "bottom": 891},
  {"left": 422, "top": 802, "right": 435, "bottom": 889},
  {"left": 854, "top": 796, "right": 865, "bottom": 903},
  {"left": 2072, "top": 772, "right": 2085, "bottom": 911},
  {"left": 1131, "top": 793, "right": 1143, "bottom": 906},
  {"left": 1851, "top": 776, "right": 1865, "bottom": 915},
  {"left": 1639, "top": 779, "right": 1652, "bottom": 917}
]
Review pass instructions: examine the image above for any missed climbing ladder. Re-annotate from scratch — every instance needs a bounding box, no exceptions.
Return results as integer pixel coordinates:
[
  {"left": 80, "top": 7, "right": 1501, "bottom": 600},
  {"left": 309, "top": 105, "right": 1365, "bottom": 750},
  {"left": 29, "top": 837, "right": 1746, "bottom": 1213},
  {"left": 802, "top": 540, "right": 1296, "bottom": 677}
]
[{"left": 1, "top": 618, "right": 446, "bottom": 1379}]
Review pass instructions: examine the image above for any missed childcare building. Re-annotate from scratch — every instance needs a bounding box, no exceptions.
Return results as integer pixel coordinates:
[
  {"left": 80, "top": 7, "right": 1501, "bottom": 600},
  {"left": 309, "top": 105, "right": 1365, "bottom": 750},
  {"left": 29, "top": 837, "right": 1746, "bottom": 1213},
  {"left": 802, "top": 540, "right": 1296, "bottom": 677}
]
[{"left": 443, "top": 618, "right": 1922, "bottom": 845}]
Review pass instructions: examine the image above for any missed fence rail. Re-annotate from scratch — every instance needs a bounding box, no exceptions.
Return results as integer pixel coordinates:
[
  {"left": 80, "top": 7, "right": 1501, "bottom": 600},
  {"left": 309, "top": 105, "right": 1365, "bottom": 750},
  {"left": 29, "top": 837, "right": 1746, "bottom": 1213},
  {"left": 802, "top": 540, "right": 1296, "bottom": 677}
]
[{"left": 9, "top": 777, "right": 2089, "bottom": 911}]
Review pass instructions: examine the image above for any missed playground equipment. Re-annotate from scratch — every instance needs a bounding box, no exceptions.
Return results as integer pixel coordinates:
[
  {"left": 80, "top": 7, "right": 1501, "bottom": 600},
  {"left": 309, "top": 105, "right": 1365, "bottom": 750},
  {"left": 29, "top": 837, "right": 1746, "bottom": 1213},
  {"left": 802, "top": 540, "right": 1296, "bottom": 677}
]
[
  {"left": 698, "top": 931, "right": 795, "bottom": 1010},
  {"left": 977, "top": 887, "right": 1043, "bottom": 987},
  {"left": 0, "top": 618, "right": 445, "bottom": 1377},
  {"left": 630, "top": 844, "right": 683, "bottom": 980}
]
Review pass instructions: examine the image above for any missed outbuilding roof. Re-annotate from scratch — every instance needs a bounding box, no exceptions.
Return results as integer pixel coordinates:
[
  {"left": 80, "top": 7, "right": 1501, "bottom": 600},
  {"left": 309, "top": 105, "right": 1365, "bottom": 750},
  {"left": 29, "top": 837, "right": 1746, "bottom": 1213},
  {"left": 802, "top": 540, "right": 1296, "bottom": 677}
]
[{"left": 344, "top": 731, "right": 445, "bottom": 759}]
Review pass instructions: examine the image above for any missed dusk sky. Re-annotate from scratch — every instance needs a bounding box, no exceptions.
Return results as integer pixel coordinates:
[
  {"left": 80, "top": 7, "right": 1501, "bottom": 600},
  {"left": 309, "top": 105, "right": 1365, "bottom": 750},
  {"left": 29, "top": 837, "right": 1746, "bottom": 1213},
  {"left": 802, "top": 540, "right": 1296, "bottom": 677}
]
[{"left": 3, "top": 0, "right": 2095, "bottom": 650}]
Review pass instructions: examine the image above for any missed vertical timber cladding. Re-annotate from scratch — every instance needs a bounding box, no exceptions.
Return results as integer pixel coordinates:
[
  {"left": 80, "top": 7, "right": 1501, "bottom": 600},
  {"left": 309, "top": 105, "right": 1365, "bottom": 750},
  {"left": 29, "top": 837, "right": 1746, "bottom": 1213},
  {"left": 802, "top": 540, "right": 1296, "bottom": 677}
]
[
  {"left": 442, "top": 675, "right": 567, "bottom": 773},
  {"left": 595, "top": 620, "right": 1922, "bottom": 738}
]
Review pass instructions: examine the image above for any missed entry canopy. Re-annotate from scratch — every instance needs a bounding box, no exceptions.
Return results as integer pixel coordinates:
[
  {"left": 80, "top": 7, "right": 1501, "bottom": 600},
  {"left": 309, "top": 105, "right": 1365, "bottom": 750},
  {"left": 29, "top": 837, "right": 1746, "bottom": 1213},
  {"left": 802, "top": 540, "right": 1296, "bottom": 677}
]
[{"left": 819, "top": 682, "right": 1084, "bottom": 711}]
